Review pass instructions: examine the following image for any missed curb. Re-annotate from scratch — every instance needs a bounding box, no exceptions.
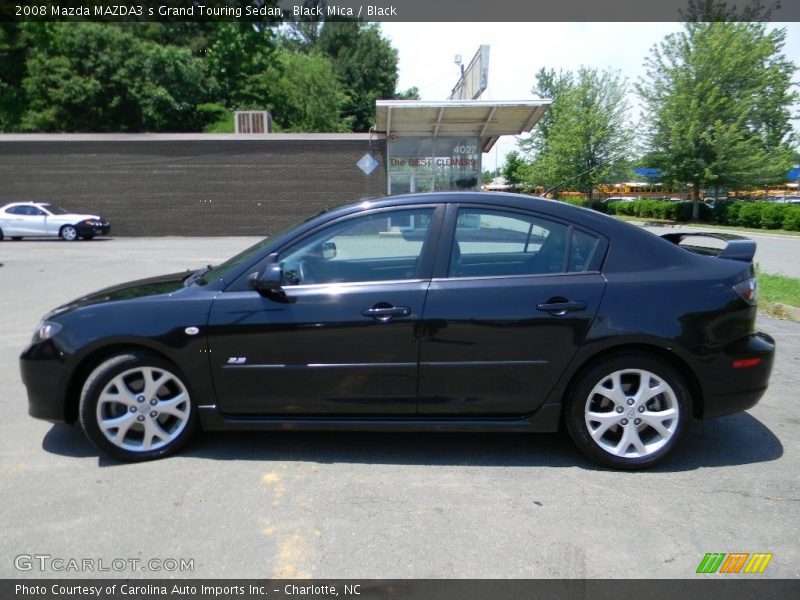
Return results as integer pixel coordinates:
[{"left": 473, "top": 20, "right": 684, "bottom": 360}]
[{"left": 772, "top": 303, "right": 800, "bottom": 323}]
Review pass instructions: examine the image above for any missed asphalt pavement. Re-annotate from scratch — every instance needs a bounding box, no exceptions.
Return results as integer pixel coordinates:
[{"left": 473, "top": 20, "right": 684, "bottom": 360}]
[{"left": 0, "top": 237, "right": 798, "bottom": 579}]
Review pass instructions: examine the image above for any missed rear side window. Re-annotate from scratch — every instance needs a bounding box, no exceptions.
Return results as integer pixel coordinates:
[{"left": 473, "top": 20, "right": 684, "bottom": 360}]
[
  {"left": 450, "top": 208, "right": 599, "bottom": 277},
  {"left": 568, "top": 229, "right": 600, "bottom": 273}
]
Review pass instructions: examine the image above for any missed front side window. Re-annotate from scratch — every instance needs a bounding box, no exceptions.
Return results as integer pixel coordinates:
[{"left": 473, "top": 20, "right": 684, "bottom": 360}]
[
  {"left": 277, "top": 208, "right": 435, "bottom": 285},
  {"left": 450, "top": 209, "right": 598, "bottom": 277}
]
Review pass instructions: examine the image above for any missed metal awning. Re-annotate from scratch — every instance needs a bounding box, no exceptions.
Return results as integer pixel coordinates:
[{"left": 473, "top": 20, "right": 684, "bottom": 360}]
[{"left": 374, "top": 100, "right": 551, "bottom": 152}]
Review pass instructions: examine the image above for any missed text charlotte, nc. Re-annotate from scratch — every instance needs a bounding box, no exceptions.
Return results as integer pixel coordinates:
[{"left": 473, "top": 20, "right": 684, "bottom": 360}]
[{"left": 42, "top": 4, "right": 398, "bottom": 18}]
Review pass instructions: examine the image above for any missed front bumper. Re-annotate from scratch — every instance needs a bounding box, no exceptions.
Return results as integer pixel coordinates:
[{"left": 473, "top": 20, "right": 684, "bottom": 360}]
[
  {"left": 75, "top": 222, "right": 111, "bottom": 237},
  {"left": 698, "top": 331, "right": 775, "bottom": 419},
  {"left": 20, "top": 340, "right": 71, "bottom": 423}
]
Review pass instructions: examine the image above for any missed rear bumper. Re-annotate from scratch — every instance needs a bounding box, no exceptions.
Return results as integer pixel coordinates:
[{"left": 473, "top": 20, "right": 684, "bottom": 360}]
[
  {"left": 698, "top": 331, "right": 775, "bottom": 419},
  {"left": 20, "top": 340, "right": 71, "bottom": 423}
]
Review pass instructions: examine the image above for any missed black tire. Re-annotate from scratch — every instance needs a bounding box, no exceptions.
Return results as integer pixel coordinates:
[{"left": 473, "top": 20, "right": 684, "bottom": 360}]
[
  {"left": 79, "top": 352, "right": 198, "bottom": 461},
  {"left": 59, "top": 225, "right": 78, "bottom": 241},
  {"left": 11, "top": 236, "right": 22, "bottom": 241},
  {"left": 0, "top": 228, "right": 3, "bottom": 241},
  {"left": 564, "top": 354, "right": 692, "bottom": 470}
]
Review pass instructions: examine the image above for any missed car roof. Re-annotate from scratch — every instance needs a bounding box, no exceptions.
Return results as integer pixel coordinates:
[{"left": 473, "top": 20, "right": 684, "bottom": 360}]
[{"left": 2, "top": 201, "right": 48, "bottom": 208}]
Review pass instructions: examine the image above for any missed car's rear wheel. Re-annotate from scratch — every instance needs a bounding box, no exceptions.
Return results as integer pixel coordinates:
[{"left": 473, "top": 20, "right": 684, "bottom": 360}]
[
  {"left": 565, "top": 354, "right": 691, "bottom": 470},
  {"left": 11, "top": 236, "right": 22, "bottom": 241},
  {"left": 79, "top": 353, "right": 197, "bottom": 461},
  {"left": 59, "top": 225, "right": 78, "bottom": 241}
]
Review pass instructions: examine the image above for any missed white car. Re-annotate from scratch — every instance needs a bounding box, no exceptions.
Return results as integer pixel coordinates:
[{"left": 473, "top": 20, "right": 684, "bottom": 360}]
[{"left": 0, "top": 202, "right": 110, "bottom": 241}]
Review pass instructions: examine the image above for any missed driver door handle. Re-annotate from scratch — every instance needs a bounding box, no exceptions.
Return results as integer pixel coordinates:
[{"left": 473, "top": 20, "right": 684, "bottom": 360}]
[
  {"left": 361, "top": 305, "right": 412, "bottom": 322},
  {"left": 536, "top": 300, "right": 587, "bottom": 315}
]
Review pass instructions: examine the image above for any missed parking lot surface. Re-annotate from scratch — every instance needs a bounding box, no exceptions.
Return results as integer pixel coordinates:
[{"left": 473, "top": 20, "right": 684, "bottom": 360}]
[{"left": 1, "top": 237, "right": 798, "bottom": 578}]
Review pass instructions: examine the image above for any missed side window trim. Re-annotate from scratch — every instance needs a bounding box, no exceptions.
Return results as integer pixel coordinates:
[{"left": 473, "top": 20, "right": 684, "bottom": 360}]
[
  {"left": 434, "top": 203, "right": 607, "bottom": 280},
  {"left": 224, "top": 204, "right": 445, "bottom": 292}
]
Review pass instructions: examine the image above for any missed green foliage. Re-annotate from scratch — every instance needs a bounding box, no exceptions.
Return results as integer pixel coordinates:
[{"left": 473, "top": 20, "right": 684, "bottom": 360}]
[
  {"left": 710, "top": 201, "right": 800, "bottom": 231},
  {"left": 637, "top": 19, "right": 798, "bottom": 198},
  {"left": 502, "top": 151, "right": 530, "bottom": 191},
  {"left": 0, "top": 23, "right": 27, "bottom": 130},
  {"left": 316, "top": 22, "right": 400, "bottom": 132},
  {"left": 0, "top": 17, "right": 409, "bottom": 134},
  {"left": 19, "top": 23, "right": 211, "bottom": 132},
  {"left": 735, "top": 203, "right": 765, "bottom": 228},
  {"left": 760, "top": 202, "right": 789, "bottom": 229},
  {"left": 199, "top": 104, "right": 234, "bottom": 133},
  {"left": 205, "top": 23, "right": 276, "bottom": 111},
  {"left": 264, "top": 48, "right": 351, "bottom": 132},
  {"left": 756, "top": 267, "right": 800, "bottom": 310},
  {"left": 783, "top": 207, "right": 800, "bottom": 231},
  {"left": 603, "top": 200, "right": 705, "bottom": 222},
  {"left": 519, "top": 67, "right": 633, "bottom": 198}
]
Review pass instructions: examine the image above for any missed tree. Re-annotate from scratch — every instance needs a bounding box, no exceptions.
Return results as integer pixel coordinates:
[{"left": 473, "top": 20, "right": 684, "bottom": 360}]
[
  {"left": 519, "top": 67, "right": 633, "bottom": 201},
  {"left": 315, "top": 21, "right": 401, "bottom": 131},
  {"left": 205, "top": 23, "right": 276, "bottom": 111},
  {"left": 637, "top": 15, "right": 798, "bottom": 217},
  {"left": 19, "top": 24, "right": 211, "bottom": 132},
  {"left": 502, "top": 151, "right": 529, "bottom": 191},
  {"left": 0, "top": 23, "right": 27, "bottom": 131},
  {"left": 261, "top": 48, "right": 352, "bottom": 132}
]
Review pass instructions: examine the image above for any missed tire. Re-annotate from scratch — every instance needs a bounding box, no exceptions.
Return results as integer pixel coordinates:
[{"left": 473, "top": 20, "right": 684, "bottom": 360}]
[
  {"left": 79, "top": 352, "right": 197, "bottom": 461},
  {"left": 59, "top": 225, "right": 78, "bottom": 241},
  {"left": 564, "top": 354, "right": 692, "bottom": 470},
  {"left": 0, "top": 228, "right": 3, "bottom": 241},
  {"left": 11, "top": 236, "right": 22, "bottom": 241}
]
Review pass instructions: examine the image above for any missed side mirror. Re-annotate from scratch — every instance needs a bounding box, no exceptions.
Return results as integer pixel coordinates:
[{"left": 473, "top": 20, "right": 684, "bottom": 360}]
[
  {"left": 250, "top": 262, "right": 283, "bottom": 294},
  {"left": 321, "top": 241, "right": 337, "bottom": 260}
]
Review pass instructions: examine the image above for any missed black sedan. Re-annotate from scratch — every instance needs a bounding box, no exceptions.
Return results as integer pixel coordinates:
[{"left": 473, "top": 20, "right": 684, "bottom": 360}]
[{"left": 20, "top": 192, "right": 775, "bottom": 469}]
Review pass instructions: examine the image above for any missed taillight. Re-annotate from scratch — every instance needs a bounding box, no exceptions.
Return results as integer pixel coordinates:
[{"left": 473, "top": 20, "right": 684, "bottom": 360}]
[
  {"left": 732, "top": 357, "right": 762, "bottom": 369},
  {"left": 733, "top": 278, "right": 758, "bottom": 305}
]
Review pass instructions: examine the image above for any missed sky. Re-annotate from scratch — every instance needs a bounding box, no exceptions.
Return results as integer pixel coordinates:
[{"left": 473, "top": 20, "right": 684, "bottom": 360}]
[{"left": 380, "top": 22, "right": 800, "bottom": 172}]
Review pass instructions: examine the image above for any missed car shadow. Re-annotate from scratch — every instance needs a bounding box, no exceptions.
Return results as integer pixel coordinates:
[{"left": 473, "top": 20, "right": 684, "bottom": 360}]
[{"left": 42, "top": 411, "right": 783, "bottom": 471}]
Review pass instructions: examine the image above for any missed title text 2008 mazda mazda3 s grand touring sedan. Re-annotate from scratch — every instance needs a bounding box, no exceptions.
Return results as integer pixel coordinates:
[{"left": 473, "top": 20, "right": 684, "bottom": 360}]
[{"left": 20, "top": 192, "right": 775, "bottom": 469}]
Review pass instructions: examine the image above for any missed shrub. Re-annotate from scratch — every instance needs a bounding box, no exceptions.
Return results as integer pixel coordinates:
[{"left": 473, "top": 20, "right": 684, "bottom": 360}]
[
  {"left": 760, "top": 203, "right": 789, "bottom": 229},
  {"left": 712, "top": 200, "right": 739, "bottom": 225},
  {"left": 736, "top": 203, "right": 763, "bottom": 228},
  {"left": 783, "top": 207, "right": 800, "bottom": 231},
  {"left": 564, "top": 198, "right": 590, "bottom": 208}
]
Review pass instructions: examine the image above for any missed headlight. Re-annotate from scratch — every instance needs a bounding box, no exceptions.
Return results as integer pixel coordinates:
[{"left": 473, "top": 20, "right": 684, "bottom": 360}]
[
  {"left": 32, "top": 320, "right": 63, "bottom": 343},
  {"left": 83, "top": 219, "right": 100, "bottom": 226}
]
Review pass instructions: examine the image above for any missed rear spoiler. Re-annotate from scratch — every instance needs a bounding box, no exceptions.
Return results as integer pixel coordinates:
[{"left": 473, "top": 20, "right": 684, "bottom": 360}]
[{"left": 660, "top": 232, "right": 756, "bottom": 262}]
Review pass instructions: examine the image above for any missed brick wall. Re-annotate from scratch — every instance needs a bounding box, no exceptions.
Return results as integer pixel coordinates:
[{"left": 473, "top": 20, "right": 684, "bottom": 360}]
[{"left": 0, "top": 136, "right": 388, "bottom": 236}]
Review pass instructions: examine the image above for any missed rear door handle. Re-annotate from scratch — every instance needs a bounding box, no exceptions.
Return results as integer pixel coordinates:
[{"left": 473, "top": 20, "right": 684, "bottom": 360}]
[
  {"left": 537, "top": 300, "right": 587, "bottom": 315},
  {"left": 361, "top": 305, "right": 412, "bottom": 322}
]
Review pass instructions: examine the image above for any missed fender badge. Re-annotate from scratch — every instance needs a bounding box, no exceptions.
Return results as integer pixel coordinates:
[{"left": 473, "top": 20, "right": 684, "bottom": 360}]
[{"left": 185, "top": 326, "right": 200, "bottom": 335}]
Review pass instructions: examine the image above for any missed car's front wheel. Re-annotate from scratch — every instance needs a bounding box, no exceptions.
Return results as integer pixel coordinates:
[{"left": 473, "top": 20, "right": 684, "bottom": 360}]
[
  {"left": 79, "top": 353, "right": 197, "bottom": 461},
  {"left": 565, "top": 354, "right": 691, "bottom": 470},
  {"left": 59, "top": 225, "right": 78, "bottom": 241}
]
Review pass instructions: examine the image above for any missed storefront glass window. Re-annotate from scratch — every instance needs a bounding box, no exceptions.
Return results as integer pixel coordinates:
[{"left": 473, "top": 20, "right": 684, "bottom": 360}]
[{"left": 388, "top": 137, "right": 481, "bottom": 194}]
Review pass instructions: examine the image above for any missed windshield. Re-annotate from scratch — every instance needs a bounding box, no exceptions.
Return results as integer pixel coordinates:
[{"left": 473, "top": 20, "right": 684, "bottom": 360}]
[
  {"left": 196, "top": 208, "right": 331, "bottom": 285},
  {"left": 42, "top": 205, "right": 69, "bottom": 215}
]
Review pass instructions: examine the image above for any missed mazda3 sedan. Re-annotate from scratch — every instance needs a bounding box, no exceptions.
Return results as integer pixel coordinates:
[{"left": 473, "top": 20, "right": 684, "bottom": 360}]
[{"left": 20, "top": 192, "right": 775, "bottom": 468}]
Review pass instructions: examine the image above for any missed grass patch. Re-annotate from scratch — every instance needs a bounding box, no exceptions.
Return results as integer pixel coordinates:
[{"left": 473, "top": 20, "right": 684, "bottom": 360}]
[{"left": 756, "top": 267, "right": 800, "bottom": 321}]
